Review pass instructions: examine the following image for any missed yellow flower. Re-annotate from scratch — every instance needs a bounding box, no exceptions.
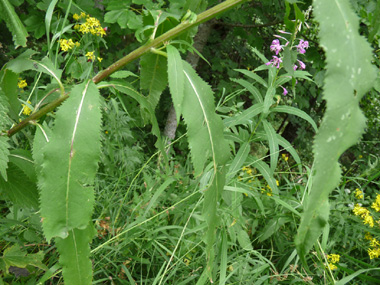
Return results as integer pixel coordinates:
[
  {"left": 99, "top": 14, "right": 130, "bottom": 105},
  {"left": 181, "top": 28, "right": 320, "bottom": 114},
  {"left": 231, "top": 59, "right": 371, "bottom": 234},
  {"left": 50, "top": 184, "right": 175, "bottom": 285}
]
[
  {"left": 368, "top": 248, "right": 380, "bottom": 259},
  {"left": 18, "top": 79, "right": 27, "bottom": 89},
  {"left": 276, "top": 180, "right": 279, "bottom": 186},
  {"left": 85, "top": 51, "right": 95, "bottom": 61},
  {"left": 281, "top": 153, "right": 289, "bottom": 161},
  {"left": 328, "top": 263, "right": 337, "bottom": 270},
  {"left": 97, "top": 57, "right": 103, "bottom": 62},
  {"left": 73, "top": 13, "right": 80, "bottom": 20},
  {"left": 77, "top": 16, "right": 106, "bottom": 37},
  {"left": 358, "top": 155, "right": 363, "bottom": 159},
  {"left": 355, "top": 188, "right": 364, "bottom": 199},
  {"left": 59, "top": 39, "right": 79, "bottom": 52},
  {"left": 365, "top": 232, "right": 373, "bottom": 240},
  {"left": 364, "top": 214, "right": 374, "bottom": 227},
  {"left": 327, "top": 254, "right": 340, "bottom": 264},
  {"left": 22, "top": 101, "right": 32, "bottom": 115}
]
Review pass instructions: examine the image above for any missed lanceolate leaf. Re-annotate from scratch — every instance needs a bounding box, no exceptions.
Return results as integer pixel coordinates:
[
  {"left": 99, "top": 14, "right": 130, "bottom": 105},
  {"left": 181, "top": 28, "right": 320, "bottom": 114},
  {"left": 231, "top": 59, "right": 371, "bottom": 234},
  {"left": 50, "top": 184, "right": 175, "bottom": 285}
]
[
  {"left": 270, "top": 105, "right": 318, "bottom": 132},
  {"left": 295, "top": 0, "right": 376, "bottom": 260},
  {"left": 0, "top": 0, "right": 28, "bottom": 47},
  {"left": 262, "top": 120, "right": 279, "bottom": 172},
  {"left": 167, "top": 45, "right": 184, "bottom": 123},
  {"left": 40, "top": 80, "right": 101, "bottom": 241},
  {"left": 0, "top": 69, "right": 19, "bottom": 120},
  {"left": 55, "top": 225, "right": 95, "bottom": 285},
  {"left": 223, "top": 102, "right": 263, "bottom": 128},
  {"left": 140, "top": 52, "right": 168, "bottom": 110},
  {"left": 181, "top": 61, "right": 230, "bottom": 176}
]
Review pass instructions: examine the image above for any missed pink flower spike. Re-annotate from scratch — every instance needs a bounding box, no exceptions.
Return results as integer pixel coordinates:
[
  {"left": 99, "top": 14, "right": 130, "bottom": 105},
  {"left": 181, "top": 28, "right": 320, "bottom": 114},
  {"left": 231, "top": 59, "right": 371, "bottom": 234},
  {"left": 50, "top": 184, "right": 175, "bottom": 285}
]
[
  {"left": 280, "top": 86, "right": 288, "bottom": 96},
  {"left": 270, "top": 39, "right": 282, "bottom": 55},
  {"left": 297, "top": 59, "right": 306, "bottom": 70},
  {"left": 296, "top": 39, "right": 309, "bottom": 54},
  {"left": 266, "top": 56, "right": 282, "bottom": 69}
]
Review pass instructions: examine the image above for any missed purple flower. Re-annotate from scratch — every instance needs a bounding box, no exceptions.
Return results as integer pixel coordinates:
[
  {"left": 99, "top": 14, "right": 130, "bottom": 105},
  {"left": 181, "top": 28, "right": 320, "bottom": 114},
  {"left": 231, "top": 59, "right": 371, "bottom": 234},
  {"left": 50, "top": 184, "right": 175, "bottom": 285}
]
[
  {"left": 297, "top": 59, "right": 306, "bottom": 70},
  {"left": 266, "top": 56, "right": 282, "bottom": 68},
  {"left": 270, "top": 39, "right": 282, "bottom": 55},
  {"left": 293, "top": 65, "right": 298, "bottom": 71},
  {"left": 296, "top": 39, "right": 309, "bottom": 54},
  {"left": 280, "top": 86, "right": 288, "bottom": 96}
]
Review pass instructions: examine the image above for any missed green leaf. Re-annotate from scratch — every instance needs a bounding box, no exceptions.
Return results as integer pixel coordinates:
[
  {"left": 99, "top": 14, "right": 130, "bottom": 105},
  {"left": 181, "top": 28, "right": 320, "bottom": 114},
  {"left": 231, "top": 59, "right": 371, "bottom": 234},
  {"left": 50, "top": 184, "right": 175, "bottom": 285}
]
[
  {"left": 1, "top": 245, "right": 47, "bottom": 274},
  {"left": 283, "top": 45, "right": 297, "bottom": 76},
  {"left": 40, "top": 80, "right": 101, "bottom": 241},
  {"left": 0, "top": 162, "right": 39, "bottom": 208},
  {"left": 262, "top": 120, "right": 279, "bottom": 171},
  {"left": 0, "top": 0, "right": 28, "bottom": 47},
  {"left": 140, "top": 52, "right": 168, "bottom": 111},
  {"left": 262, "top": 86, "right": 276, "bottom": 115},
  {"left": 270, "top": 105, "right": 318, "bottom": 132},
  {"left": 231, "top": 78, "right": 263, "bottom": 103},
  {"left": 259, "top": 217, "right": 289, "bottom": 242},
  {"left": 55, "top": 225, "right": 95, "bottom": 285},
  {"left": 295, "top": 0, "right": 377, "bottom": 261},
  {"left": 9, "top": 149, "right": 36, "bottom": 183},
  {"left": 181, "top": 61, "right": 230, "bottom": 176},
  {"left": 276, "top": 135, "right": 302, "bottom": 174},
  {"left": 223, "top": 103, "right": 263, "bottom": 128},
  {"left": 167, "top": 45, "right": 184, "bottom": 123},
  {"left": 237, "top": 228, "right": 253, "bottom": 251},
  {"left": 226, "top": 142, "right": 250, "bottom": 183},
  {"left": 235, "top": 69, "right": 268, "bottom": 88}
]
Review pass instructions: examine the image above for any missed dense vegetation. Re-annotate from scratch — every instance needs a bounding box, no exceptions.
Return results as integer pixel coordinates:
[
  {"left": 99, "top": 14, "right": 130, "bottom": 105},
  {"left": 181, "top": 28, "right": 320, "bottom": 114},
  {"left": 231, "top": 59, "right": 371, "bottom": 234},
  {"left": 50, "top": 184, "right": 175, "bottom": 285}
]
[{"left": 0, "top": 0, "right": 379, "bottom": 284}]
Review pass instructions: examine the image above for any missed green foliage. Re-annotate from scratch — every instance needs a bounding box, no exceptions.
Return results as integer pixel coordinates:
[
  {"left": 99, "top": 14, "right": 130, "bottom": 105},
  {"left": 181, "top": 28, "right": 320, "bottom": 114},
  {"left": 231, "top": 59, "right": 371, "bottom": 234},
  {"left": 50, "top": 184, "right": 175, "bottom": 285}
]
[{"left": 295, "top": 0, "right": 377, "bottom": 261}]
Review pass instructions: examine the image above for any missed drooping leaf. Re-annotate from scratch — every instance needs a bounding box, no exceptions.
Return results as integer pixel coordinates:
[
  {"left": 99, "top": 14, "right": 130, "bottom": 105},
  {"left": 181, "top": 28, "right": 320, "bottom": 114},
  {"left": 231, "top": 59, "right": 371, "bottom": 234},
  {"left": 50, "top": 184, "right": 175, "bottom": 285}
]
[
  {"left": 6, "top": 50, "right": 63, "bottom": 88},
  {"left": 167, "top": 45, "right": 184, "bottom": 123},
  {"left": 55, "top": 225, "right": 95, "bottom": 285},
  {"left": 223, "top": 103, "right": 263, "bottom": 128},
  {"left": 226, "top": 142, "right": 250, "bottom": 183},
  {"left": 0, "top": 0, "right": 29, "bottom": 47},
  {"left": 295, "top": 0, "right": 377, "bottom": 261},
  {"left": 181, "top": 61, "right": 230, "bottom": 176},
  {"left": 140, "top": 52, "right": 168, "bottom": 111},
  {"left": 40, "top": 80, "right": 101, "bottom": 241}
]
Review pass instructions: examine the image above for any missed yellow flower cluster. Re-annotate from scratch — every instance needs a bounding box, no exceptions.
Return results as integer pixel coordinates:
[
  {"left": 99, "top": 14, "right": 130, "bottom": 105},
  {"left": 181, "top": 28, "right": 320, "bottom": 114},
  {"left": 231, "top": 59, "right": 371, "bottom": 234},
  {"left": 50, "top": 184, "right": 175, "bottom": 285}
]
[
  {"left": 73, "top": 12, "right": 106, "bottom": 37},
  {"left": 353, "top": 204, "right": 374, "bottom": 227},
  {"left": 281, "top": 153, "right": 289, "bottom": 162},
  {"left": 327, "top": 254, "right": 340, "bottom": 270},
  {"left": 371, "top": 194, "right": 380, "bottom": 212},
  {"left": 85, "top": 51, "right": 103, "bottom": 62},
  {"left": 365, "top": 233, "right": 380, "bottom": 259},
  {"left": 18, "top": 79, "right": 27, "bottom": 89},
  {"left": 355, "top": 188, "right": 364, "bottom": 199},
  {"left": 59, "top": 39, "right": 80, "bottom": 52},
  {"left": 22, "top": 101, "right": 32, "bottom": 116}
]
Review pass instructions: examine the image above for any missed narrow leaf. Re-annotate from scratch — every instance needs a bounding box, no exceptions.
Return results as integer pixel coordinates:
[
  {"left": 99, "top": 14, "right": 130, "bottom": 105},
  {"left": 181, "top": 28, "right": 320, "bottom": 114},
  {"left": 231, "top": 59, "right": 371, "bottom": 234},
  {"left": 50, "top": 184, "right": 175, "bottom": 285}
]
[
  {"left": 262, "top": 120, "right": 279, "bottom": 171},
  {"left": 249, "top": 157, "right": 279, "bottom": 195},
  {"left": 167, "top": 45, "right": 184, "bottom": 123},
  {"left": 231, "top": 78, "right": 263, "bottom": 103},
  {"left": 235, "top": 69, "right": 268, "bottom": 88},
  {"left": 295, "top": 0, "right": 377, "bottom": 261},
  {"left": 40, "top": 80, "right": 101, "bottom": 240},
  {"left": 223, "top": 103, "right": 263, "bottom": 128},
  {"left": 270, "top": 105, "right": 318, "bottom": 132},
  {"left": 0, "top": 0, "right": 28, "bottom": 47}
]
